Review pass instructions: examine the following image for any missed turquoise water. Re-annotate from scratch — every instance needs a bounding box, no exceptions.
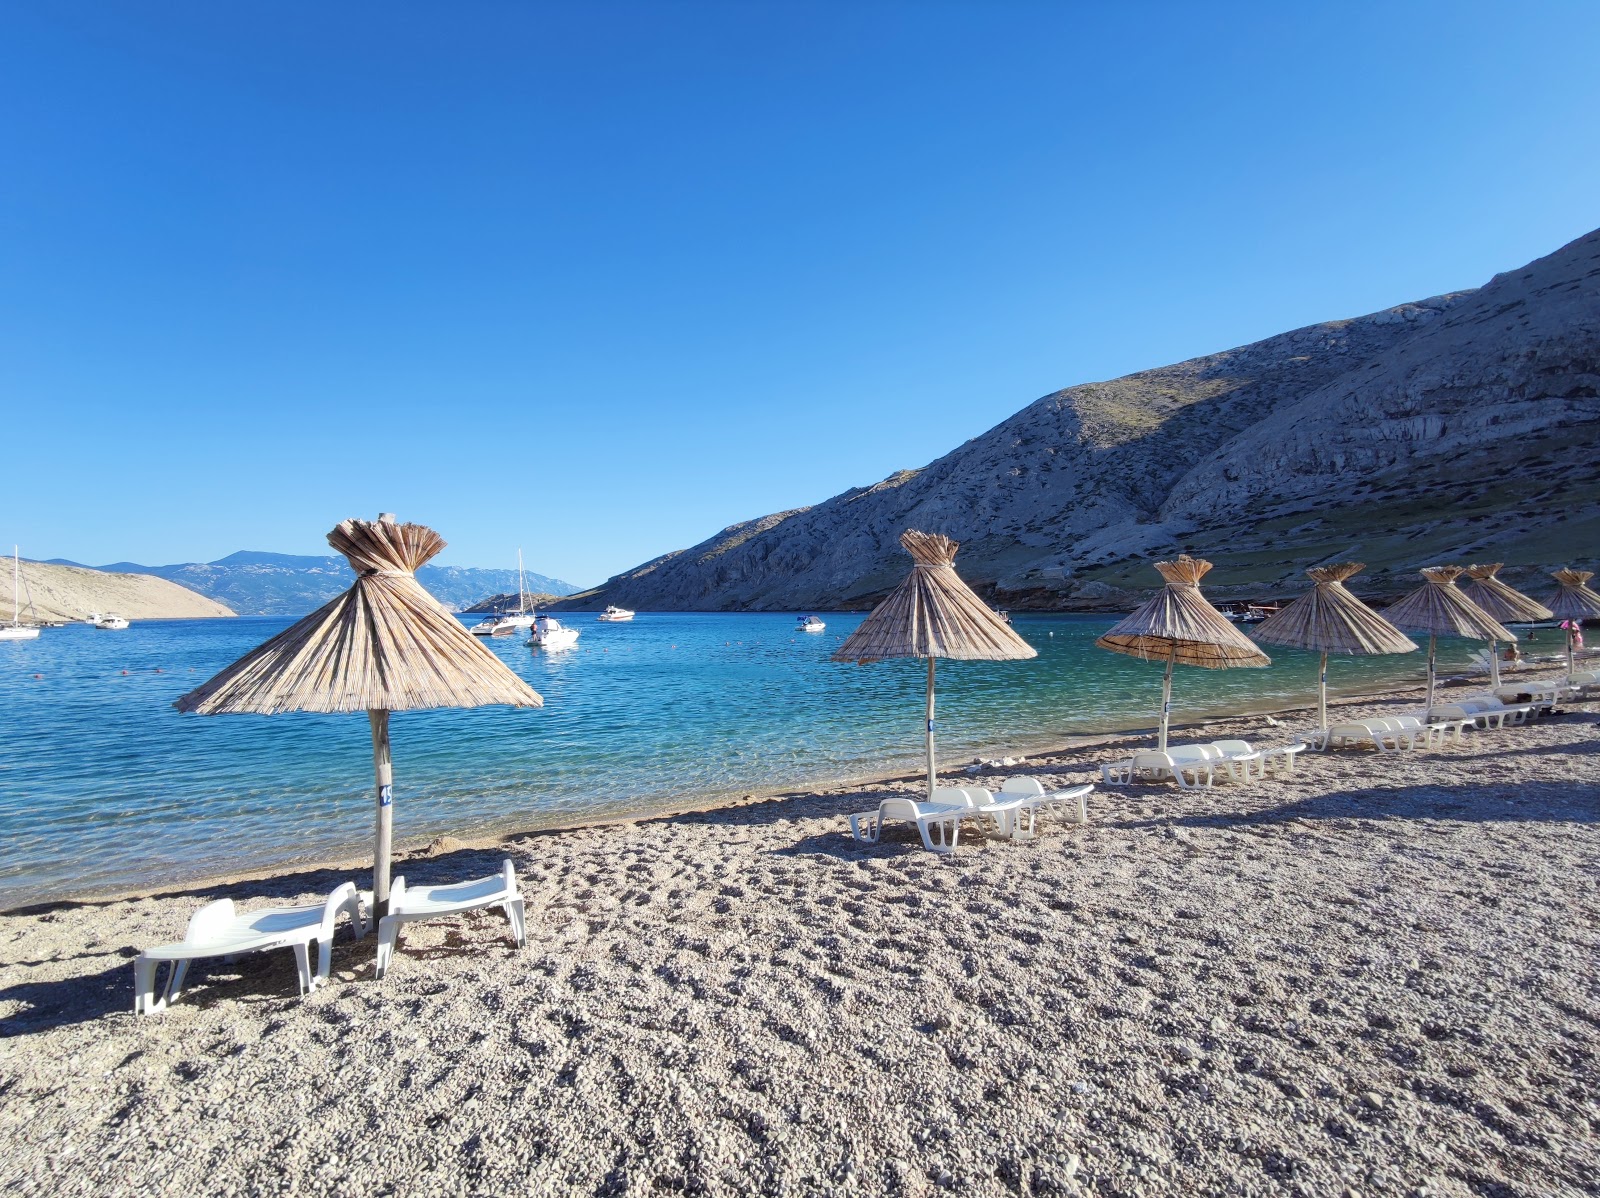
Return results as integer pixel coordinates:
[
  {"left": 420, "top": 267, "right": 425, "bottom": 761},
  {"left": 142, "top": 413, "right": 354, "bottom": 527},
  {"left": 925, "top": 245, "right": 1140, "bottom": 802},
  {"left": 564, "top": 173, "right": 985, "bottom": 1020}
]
[{"left": 0, "top": 612, "right": 1499, "bottom": 906}]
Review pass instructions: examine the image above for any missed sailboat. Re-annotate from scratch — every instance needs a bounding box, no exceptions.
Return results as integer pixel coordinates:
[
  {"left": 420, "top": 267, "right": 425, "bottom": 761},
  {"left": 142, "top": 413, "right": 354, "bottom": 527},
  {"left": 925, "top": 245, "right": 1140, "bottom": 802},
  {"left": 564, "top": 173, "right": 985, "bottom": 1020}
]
[
  {"left": 0, "top": 547, "right": 41, "bottom": 641},
  {"left": 471, "top": 549, "right": 538, "bottom": 636}
]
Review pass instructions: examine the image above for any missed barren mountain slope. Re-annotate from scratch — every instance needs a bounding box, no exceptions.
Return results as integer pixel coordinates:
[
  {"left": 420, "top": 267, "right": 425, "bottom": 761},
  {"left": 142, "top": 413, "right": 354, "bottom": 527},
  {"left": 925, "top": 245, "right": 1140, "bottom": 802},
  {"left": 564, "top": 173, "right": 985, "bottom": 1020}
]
[
  {"left": 558, "top": 229, "right": 1600, "bottom": 612},
  {"left": 11, "top": 560, "right": 236, "bottom": 623}
]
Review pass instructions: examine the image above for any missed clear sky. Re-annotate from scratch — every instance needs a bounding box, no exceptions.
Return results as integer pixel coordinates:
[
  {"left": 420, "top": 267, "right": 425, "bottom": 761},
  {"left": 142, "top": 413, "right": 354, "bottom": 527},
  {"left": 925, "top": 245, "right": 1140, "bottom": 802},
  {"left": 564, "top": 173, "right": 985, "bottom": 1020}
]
[{"left": 4, "top": 2, "right": 1598, "bottom": 586}]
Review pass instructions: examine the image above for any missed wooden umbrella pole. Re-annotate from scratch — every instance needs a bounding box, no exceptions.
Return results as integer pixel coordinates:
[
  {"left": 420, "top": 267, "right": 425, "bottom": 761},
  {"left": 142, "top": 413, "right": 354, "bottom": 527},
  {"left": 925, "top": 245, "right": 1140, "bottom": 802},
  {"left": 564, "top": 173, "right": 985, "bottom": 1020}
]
[
  {"left": 1425, "top": 635, "right": 1437, "bottom": 715},
  {"left": 1158, "top": 645, "right": 1175, "bottom": 753},
  {"left": 1568, "top": 627, "right": 1576, "bottom": 686},
  {"left": 369, "top": 709, "right": 394, "bottom": 919},
  {"left": 1488, "top": 639, "right": 1501, "bottom": 689},
  {"left": 925, "top": 657, "right": 937, "bottom": 799},
  {"left": 1318, "top": 650, "right": 1328, "bottom": 732}
]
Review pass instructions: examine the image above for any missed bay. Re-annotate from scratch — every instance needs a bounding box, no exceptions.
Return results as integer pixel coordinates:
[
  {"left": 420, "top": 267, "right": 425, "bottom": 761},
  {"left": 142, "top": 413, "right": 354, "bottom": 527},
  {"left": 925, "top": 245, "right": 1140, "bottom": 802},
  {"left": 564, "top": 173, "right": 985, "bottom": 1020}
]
[{"left": 0, "top": 611, "right": 1506, "bottom": 906}]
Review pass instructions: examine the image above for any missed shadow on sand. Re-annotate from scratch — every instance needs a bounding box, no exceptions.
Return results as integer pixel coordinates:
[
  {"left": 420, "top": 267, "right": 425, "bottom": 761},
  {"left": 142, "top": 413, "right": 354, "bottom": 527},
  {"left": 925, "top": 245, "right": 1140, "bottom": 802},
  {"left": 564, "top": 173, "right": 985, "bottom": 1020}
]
[{"left": 0, "top": 846, "right": 517, "bottom": 1037}]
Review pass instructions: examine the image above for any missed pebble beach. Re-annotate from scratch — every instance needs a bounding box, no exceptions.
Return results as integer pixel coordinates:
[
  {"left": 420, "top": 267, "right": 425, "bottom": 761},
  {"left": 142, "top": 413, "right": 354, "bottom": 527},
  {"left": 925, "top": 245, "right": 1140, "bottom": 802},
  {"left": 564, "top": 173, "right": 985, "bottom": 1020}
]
[{"left": 2, "top": 672, "right": 1596, "bottom": 1197}]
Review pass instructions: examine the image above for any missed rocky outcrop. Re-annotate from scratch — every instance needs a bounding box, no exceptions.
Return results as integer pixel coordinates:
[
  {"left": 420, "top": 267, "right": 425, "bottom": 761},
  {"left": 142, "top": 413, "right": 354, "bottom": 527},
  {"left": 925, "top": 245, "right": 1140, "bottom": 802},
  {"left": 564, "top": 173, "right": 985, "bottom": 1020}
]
[
  {"left": 556, "top": 230, "right": 1600, "bottom": 612},
  {"left": 12, "top": 560, "right": 235, "bottom": 623}
]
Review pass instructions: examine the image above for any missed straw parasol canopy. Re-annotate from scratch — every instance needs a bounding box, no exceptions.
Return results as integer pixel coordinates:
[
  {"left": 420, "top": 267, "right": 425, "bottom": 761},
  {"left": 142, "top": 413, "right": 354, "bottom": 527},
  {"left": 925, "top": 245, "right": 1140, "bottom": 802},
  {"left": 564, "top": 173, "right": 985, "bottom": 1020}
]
[
  {"left": 1251, "top": 562, "right": 1417, "bottom": 730},
  {"left": 177, "top": 514, "right": 543, "bottom": 915},
  {"left": 1461, "top": 564, "right": 1553, "bottom": 687},
  {"left": 1382, "top": 566, "right": 1513, "bottom": 714},
  {"left": 1095, "top": 555, "right": 1269, "bottom": 752},
  {"left": 833, "top": 530, "right": 1035, "bottom": 797},
  {"left": 1544, "top": 568, "right": 1600, "bottom": 684}
]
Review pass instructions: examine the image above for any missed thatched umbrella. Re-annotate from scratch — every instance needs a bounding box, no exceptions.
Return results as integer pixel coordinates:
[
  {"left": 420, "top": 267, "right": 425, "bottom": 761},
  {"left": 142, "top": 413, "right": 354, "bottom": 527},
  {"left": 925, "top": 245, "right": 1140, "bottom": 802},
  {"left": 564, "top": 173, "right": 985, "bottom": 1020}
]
[
  {"left": 1249, "top": 563, "right": 1417, "bottom": 730},
  {"left": 832, "top": 530, "right": 1035, "bottom": 797},
  {"left": 1544, "top": 568, "right": 1600, "bottom": 685},
  {"left": 177, "top": 514, "right": 543, "bottom": 916},
  {"left": 1382, "top": 566, "right": 1513, "bottom": 714},
  {"left": 1461, "top": 563, "right": 1553, "bottom": 687},
  {"left": 1094, "top": 555, "right": 1269, "bottom": 752}
]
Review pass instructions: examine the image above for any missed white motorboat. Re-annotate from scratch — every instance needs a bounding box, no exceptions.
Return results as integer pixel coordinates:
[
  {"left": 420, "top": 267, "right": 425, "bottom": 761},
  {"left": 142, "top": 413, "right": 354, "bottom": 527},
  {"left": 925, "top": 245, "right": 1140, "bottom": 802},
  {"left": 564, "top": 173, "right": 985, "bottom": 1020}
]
[
  {"left": 797, "top": 615, "right": 826, "bottom": 634},
  {"left": 1, "top": 547, "right": 40, "bottom": 641},
  {"left": 94, "top": 613, "right": 131, "bottom": 630},
  {"left": 528, "top": 615, "right": 580, "bottom": 649},
  {"left": 470, "top": 549, "right": 538, "bottom": 636},
  {"left": 597, "top": 606, "right": 635, "bottom": 622}
]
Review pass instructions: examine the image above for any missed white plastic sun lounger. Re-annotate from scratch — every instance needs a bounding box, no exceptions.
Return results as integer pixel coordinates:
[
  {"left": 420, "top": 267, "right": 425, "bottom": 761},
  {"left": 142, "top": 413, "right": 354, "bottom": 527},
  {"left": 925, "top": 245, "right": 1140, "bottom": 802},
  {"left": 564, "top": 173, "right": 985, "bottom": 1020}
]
[
  {"left": 1258, "top": 743, "right": 1306, "bottom": 775},
  {"left": 1207, "top": 740, "right": 1264, "bottom": 782},
  {"left": 997, "top": 776, "right": 1093, "bottom": 825},
  {"left": 1101, "top": 748, "right": 1216, "bottom": 788},
  {"left": 374, "top": 860, "right": 527, "bottom": 979},
  {"left": 134, "top": 882, "right": 365, "bottom": 1015},
  {"left": 849, "top": 787, "right": 1013, "bottom": 854}
]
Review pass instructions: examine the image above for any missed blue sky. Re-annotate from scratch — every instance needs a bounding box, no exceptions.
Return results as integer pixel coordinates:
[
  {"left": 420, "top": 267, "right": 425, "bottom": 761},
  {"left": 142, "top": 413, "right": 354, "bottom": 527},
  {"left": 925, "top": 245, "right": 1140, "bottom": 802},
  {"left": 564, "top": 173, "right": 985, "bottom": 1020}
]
[{"left": 4, "top": 2, "right": 1598, "bottom": 586}]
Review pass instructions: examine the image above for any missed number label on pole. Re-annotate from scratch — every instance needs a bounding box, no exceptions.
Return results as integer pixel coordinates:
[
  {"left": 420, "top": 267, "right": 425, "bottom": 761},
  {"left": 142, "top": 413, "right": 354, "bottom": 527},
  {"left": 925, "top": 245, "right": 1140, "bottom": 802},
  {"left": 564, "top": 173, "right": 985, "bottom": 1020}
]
[
  {"left": 927, "top": 720, "right": 935, "bottom": 732},
  {"left": 379, "top": 784, "right": 392, "bottom": 808}
]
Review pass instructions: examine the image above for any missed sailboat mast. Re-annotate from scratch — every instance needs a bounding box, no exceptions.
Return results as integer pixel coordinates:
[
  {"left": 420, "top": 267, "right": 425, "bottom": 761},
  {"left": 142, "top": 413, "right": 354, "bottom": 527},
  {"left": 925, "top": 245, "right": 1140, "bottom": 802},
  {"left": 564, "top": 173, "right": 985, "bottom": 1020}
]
[
  {"left": 11, "top": 546, "right": 18, "bottom": 627},
  {"left": 517, "top": 548, "right": 526, "bottom": 613}
]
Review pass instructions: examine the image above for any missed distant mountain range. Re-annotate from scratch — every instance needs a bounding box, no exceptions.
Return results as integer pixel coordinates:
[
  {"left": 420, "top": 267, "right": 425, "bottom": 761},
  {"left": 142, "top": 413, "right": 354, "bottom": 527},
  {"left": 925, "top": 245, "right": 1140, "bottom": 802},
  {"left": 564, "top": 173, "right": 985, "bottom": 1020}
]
[
  {"left": 555, "top": 227, "right": 1600, "bottom": 613},
  {"left": 42, "top": 551, "right": 581, "bottom": 616}
]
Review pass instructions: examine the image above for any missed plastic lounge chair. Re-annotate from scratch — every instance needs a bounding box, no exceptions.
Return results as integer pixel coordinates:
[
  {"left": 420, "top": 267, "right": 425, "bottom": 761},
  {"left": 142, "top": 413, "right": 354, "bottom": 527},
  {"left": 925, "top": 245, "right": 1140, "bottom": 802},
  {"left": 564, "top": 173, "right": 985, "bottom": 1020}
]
[
  {"left": 374, "top": 860, "right": 527, "bottom": 979},
  {"left": 1414, "top": 708, "right": 1474, "bottom": 743},
  {"left": 848, "top": 788, "right": 983, "bottom": 855},
  {"left": 1465, "top": 695, "right": 1536, "bottom": 724},
  {"left": 1208, "top": 740, "right": 1264, "bottom": 782},
  {"left": 1495, "top": 683, "right": 1560, "bottom": 713},
  {"left": 1167, "top": 745, "right": 1223, "bottom": 788},
  {"left": 1324, "top": 722, "right": 1381, "bottom": 750},
  {"left": 1383, "top": 714, "right": 1450, "bottom": 749},
  {"left": 955, "top": 786, "right": 1038, "bottom": 841},
  {"left": 998, "top": 776, "right": 1093, "bottom": 826},
  {"left": 1103, "top": 749, "right": 1214, "bottom": 788},
  {"left": 1438, "top": 700, "right": 1513, "bottom": 730},
  {"left": 1258, "top": 743, "right": 1306, "bottom": 775},
  {"left": 134, "top": 882, "right": 365, "bottom": 1015}
]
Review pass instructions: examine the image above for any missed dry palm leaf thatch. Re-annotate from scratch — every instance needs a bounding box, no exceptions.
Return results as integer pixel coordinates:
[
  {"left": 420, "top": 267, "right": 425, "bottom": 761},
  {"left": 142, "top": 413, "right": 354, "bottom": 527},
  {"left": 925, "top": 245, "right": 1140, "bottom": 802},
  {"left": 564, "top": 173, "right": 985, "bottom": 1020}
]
[
  {"left": 1461, "top": 563, "right": 1553, "bottom": 625},
  {"left": 1096, "top": 556, "right": 1270, "bottom": 668},
  {"left": 1095, "top": 555, "right": 1268, "bottom": 753},
  {"left": 1545, "top": 568, "right": 1600, "bottom": 621},
  {"left": 1545, "top": 567, "right": 1600, "bottom": 685},
  {"left": 1251, "top": 562, "right": 1416, "bottom": 730},
  {"left": 832, "top": 530, "right": 1035, "bottom": 799},
  {"left": 832, "top": 530, "right": 1036, "bottom": 664},
  {"left": 1252, "top": 562, "right": 1417, "bottom": 656},
  {"left": 1383, "top": 566, "right": 1514, "bottom": 642},
  {"left": 178, "top": 518, "right": 543, "bottom": 715},
  {"left": 1382, "top": 566, "right": 1513, "bottom": 715},
  {"left": 1460, "top": 564, "right": 1552, "bottom": 688},
  {"left": 177, "top": 514, "right": 542, "bottom": 916}
]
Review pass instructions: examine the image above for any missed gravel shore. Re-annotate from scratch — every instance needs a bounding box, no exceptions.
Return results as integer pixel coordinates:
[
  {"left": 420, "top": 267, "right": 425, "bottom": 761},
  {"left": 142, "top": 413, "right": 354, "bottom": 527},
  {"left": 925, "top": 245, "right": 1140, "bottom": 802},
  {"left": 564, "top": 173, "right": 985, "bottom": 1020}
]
[{"left": 2, "top": 672, "right": 1597, "bottom": 1197}]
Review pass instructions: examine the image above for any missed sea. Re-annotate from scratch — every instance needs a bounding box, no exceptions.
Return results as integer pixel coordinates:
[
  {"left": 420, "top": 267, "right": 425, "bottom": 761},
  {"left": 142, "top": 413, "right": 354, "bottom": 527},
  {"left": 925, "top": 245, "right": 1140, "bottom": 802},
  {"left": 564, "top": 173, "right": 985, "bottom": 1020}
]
[{"left": 0, "top": 611, "right": 1509, "bottom": 907}]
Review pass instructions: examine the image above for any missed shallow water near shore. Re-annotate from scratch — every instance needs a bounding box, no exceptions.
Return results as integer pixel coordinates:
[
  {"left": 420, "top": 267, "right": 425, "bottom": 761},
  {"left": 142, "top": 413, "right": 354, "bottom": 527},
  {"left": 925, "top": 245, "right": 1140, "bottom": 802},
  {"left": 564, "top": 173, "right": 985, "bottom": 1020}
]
[{"left": 0, "top": 610, "right": 1519, "bottom": 905}]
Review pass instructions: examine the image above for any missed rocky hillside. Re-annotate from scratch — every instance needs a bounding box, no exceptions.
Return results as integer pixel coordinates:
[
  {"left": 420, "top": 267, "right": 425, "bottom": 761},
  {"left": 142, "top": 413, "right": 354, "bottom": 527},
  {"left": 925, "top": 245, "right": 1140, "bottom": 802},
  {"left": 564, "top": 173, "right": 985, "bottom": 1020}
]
[
  {"left": 9, "top": 560, "right": 235, "bottom": 623},
  {"left": 47, "top": 551, "right": 581, "bottom": 616},
  {"left": 557, "top": 229, "right": 1600, "bottom": 612}
]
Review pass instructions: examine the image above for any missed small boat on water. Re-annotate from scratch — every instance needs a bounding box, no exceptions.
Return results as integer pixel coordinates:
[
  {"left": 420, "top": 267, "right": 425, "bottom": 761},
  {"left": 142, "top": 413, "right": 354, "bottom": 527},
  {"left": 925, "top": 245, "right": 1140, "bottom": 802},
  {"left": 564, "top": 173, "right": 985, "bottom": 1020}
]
[
  {"left": 994, "top": 608, "right": 1012, "bottom": 625},
  {"left": 1219, "top": 602, "right": 1279, "bottom": 624},
  {"left": 597, "top": 606, "right": 635, "bottom": 622},
  {"left": 528, "top": 615, "right": 580, "bottom": 649},
  {"left": 470, "top": 613, "right": 531, "bottom": 637},
  {"left": 94, "top": 613, "right": 130, "bottom": 630},
  {"left": 470, "top": 549, "right": 538, "bottom": 636},
  {"left": 797, "top": 615, "right": 826, "bottom": 634},
  {"left": 1, "top": 547, "right": 41, "bottom": 641}
]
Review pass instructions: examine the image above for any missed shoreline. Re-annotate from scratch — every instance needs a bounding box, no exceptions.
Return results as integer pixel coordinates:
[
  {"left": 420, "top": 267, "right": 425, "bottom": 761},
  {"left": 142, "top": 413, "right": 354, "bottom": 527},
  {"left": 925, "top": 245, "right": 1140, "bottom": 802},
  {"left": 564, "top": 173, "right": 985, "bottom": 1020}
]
[{"left": 7, "top": 661, "right": 1578, "bottom": 916}]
